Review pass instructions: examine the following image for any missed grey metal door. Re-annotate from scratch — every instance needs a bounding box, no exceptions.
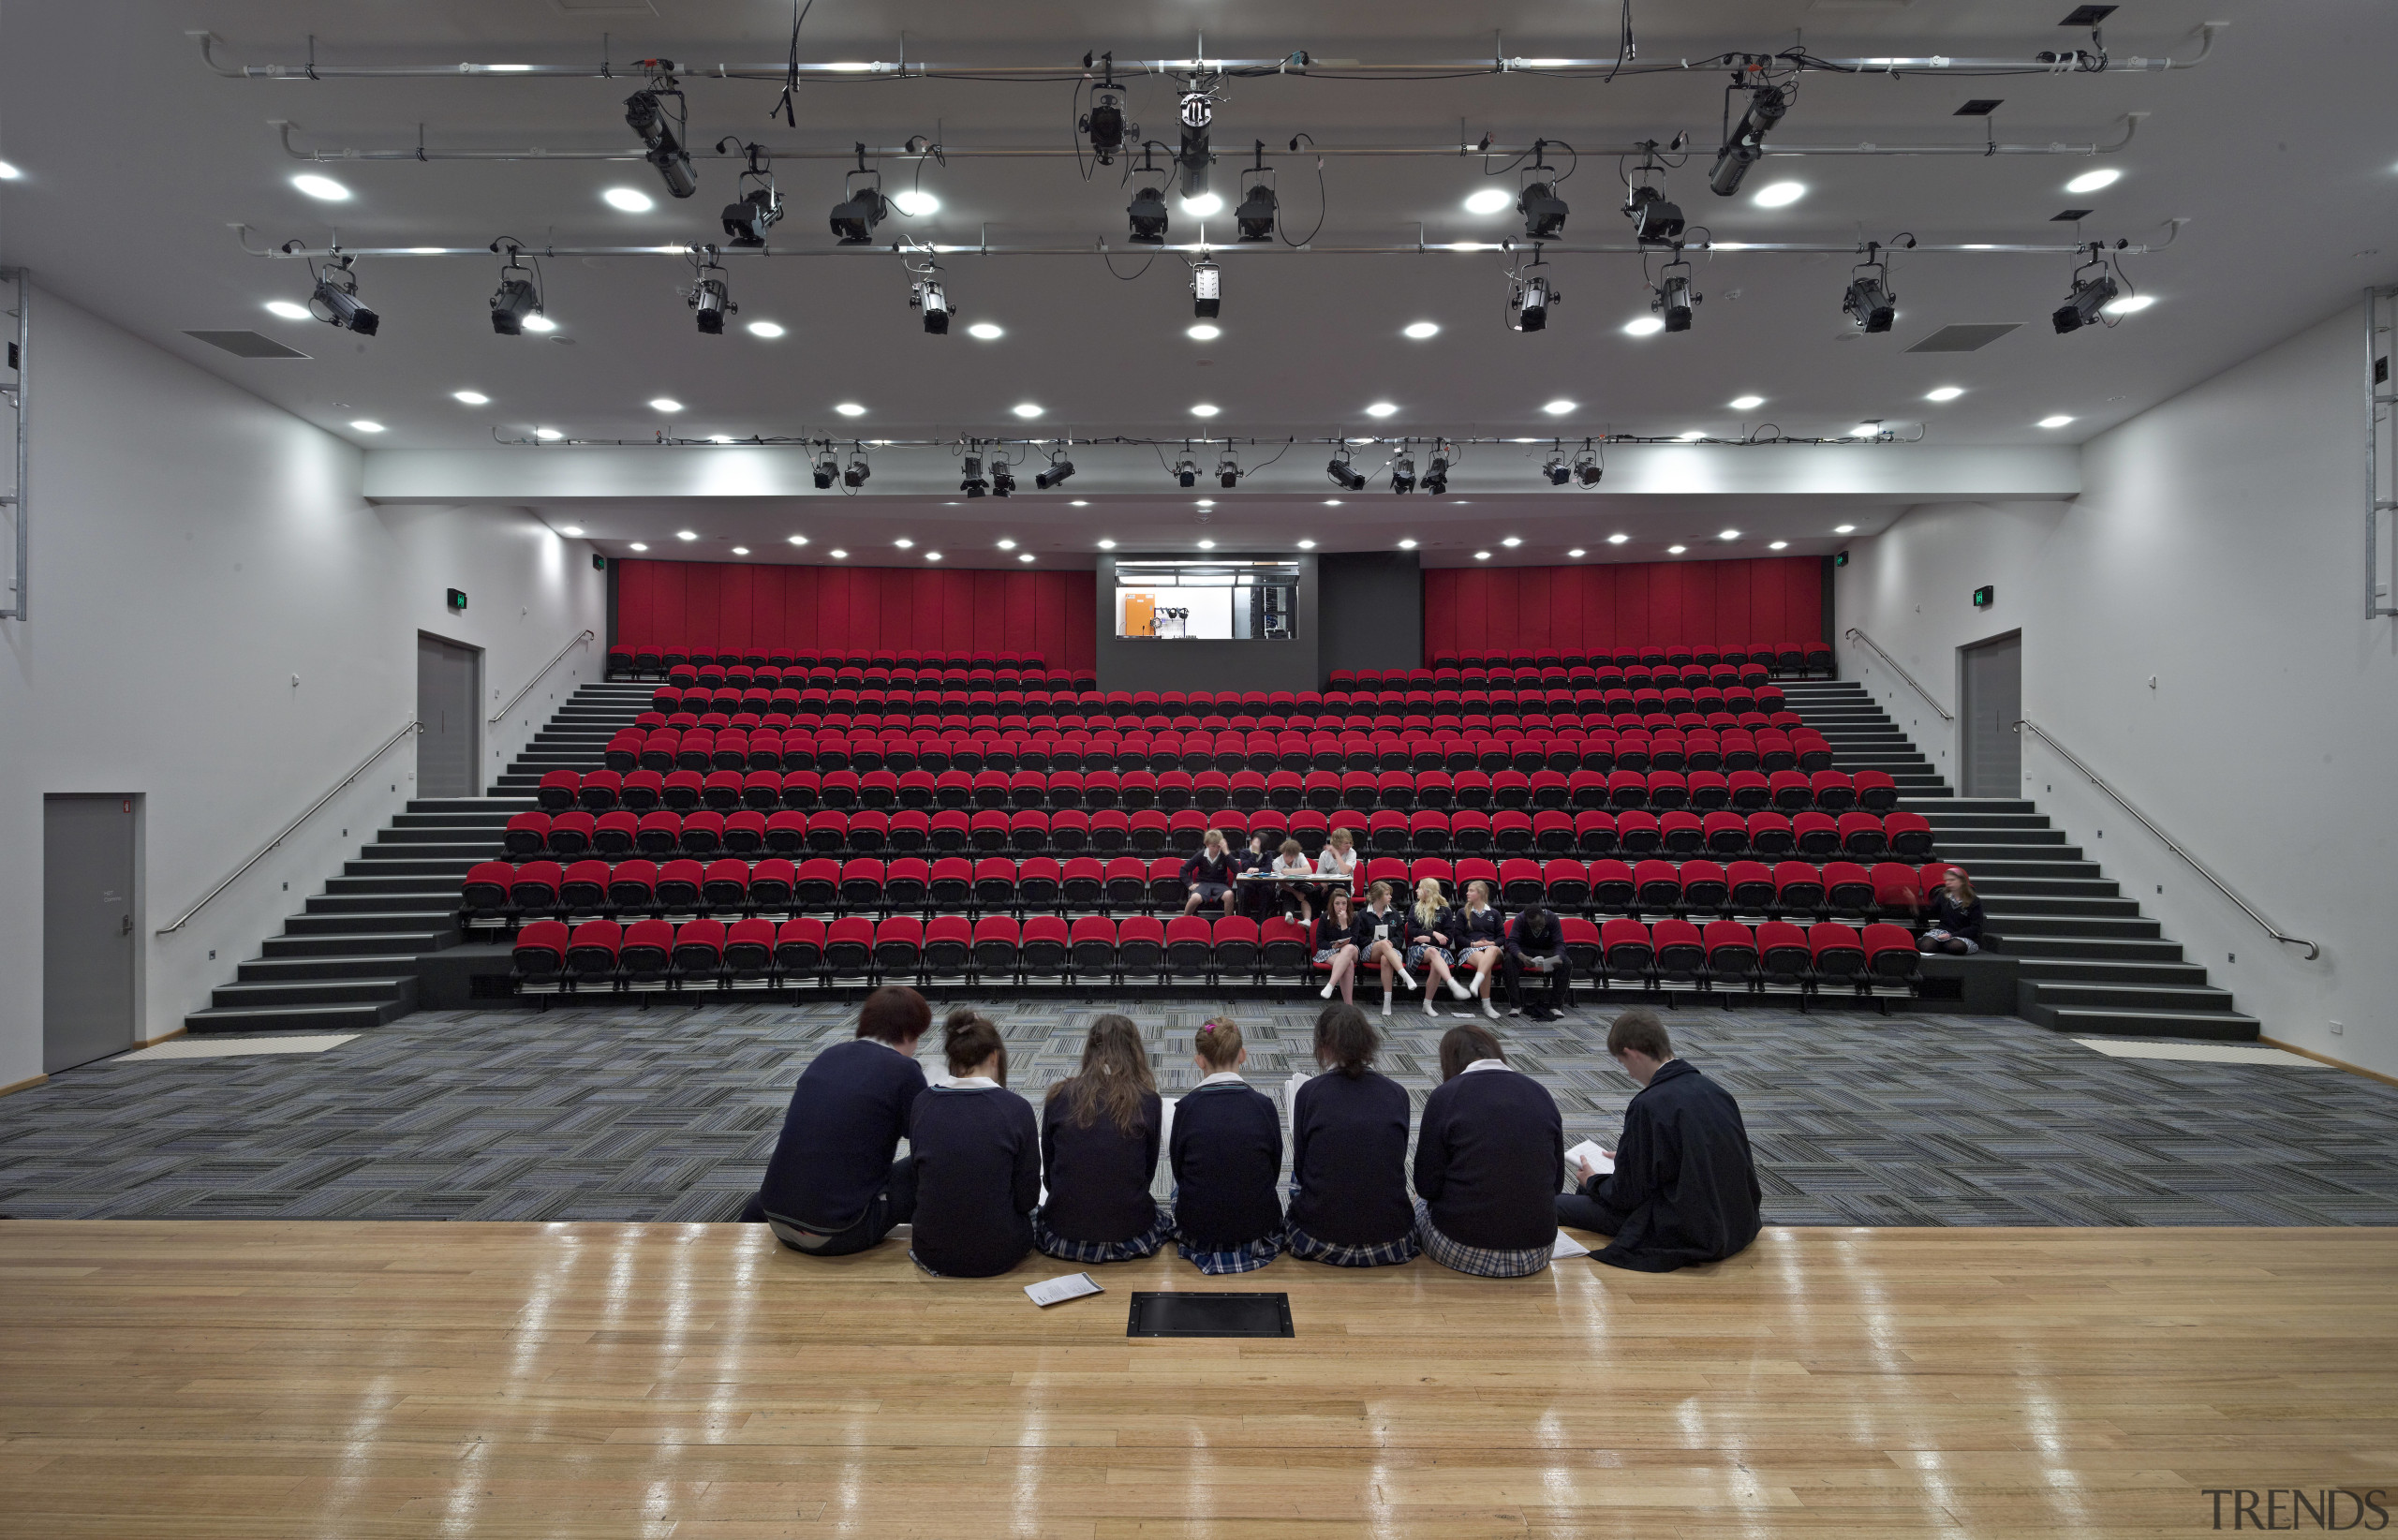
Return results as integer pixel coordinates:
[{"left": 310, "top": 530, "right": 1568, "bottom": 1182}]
[
  {"left": 44, "top": 794, "right": 138, "bottom": 1073},
  {"left": 1959, "top": 631, "right": 2022, "bottom": 799},
  {"left": 416, "top": 632, "right": 481, "bottom": 799}
]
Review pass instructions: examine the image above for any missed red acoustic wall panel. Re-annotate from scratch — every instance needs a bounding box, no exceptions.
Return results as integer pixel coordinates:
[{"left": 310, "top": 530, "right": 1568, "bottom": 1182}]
[
  {"left": 615, "top": 560, "right": 1098, "bottom": 668},
  {"left": 1422, "top": 557, "right": 1822, "bottom": 661}
]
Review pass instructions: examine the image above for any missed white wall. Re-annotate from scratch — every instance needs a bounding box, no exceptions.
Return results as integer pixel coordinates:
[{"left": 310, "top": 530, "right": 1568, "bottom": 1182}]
[
  {"left": 1836, "top": 302, "right": 2398, "bottom": 1077},
  {"left": 0, "top": 289, "right": 605, "bottom": 1087}
]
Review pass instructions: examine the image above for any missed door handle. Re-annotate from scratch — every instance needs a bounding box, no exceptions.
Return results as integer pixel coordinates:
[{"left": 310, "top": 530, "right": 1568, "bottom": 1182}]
[{"left": 121, "top": 914, "right": 133, "bottom": 936}]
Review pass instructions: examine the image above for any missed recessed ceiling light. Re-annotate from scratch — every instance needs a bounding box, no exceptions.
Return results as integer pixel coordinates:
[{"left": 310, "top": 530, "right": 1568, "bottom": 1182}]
[
  {"left": 535, "top": 427, "right": 564, "bottom": 440},
  {"left": 676, "top": 530, "right": 698, "bottom": 541},
  {"left": 483, "top": 64, "right": 533, "bottom": 73},
  {"left": 731, "top": 546, "right": 750, "bottom": 555},
  {"left": 451, "top": 390, "right": 489, "bottom": 405},
  {"left": 788, "top": 534, "right": 808, "bottom": 545},
  {"left": 2104, "top": 293, "right": 2155, "bottom": 315},
  {"left": 2037, "top": 414, "right": 2075, "bottom": 429},
  {"left": 349, "top": 419, "right": 385, "bottom": 433},
  {"left": 1012, "top": 402, "right": 1044, "bottom": 418},
  {"left": 1364, "top": 402, "right": 1399, "bottom": 419},
  {"left": 263, "top": 300, "right": 311, "bottom": 320},
  {"left": 1728, "top": 394, "right": 1765, "bottom": 410},
  {"left": 0, "top": 161, "right": 21, "bottom": 180},
  {"left": 1677, "top": 430, "right": 1706, "bottom": 441},
  {"left": 1769, "top": 540, "right": 1789, "bottom": 550},
  {"left": 1070, "top": 499, "right": 1089, "bottom": 507},
  {"left": 1667, "top": 544, "right": 1688, "bottom": 555},
  {"left": 1567, "top": 548, "right": 1586, "bottom": 557},
  {"left": 1097, "top": 539, "right": 1117, "bottom": 549},
  {"left": 1542, "top": 399, "right": 1576, "bottom": 416},
  {"left": 1502, "top": 536, "right": 1522, "bottom": 547},
  {"left": 291, "top": 174, "right": 350, "bottom": 201},
  {"left": 891, "top": 190, "right": 940, "bottom": 216},
  {"left": 1473, "top": 551, "right": 1491, "bottom": 560},
  {"left": 559, "top": 525, "right": 584, "bottom": 537},
  {"left": 1719, "top": 529, "right": 1739, "bottom": 540},
  {"left": 968, "top": 321, "right": 1003, "bottom": 340},
  {"left": 1191, "top": 404, "right": 1220, "bottom": 418},
  {"left": 1324, "top": 499, "right": 1343, "bottom": 507},
  {"left": 1194, "top": 498, "right": 1215, "bottom": 509},
  {"left": 1852, "top": 422, "right": 1882, "bottom": 438},
  {"left": 2065, "top": 168, "right": 2121, "bottom": 195},
  {"left": 834, "top": 402, "right": 866, "bottom": 417},
  {"left": 1297, "top": 539, "right": 1316, "bottom": 549},
  {"left": 629, "top": 541, "right": 648, "bottom": 552},
  {"left": 829, "top": 548, "right": 848, "bottom": 558},
  {"left": 1463, "top": 188, "right": 1513, "bottom": 215},
  {"left": 894, "top": 537, "right": 914, "bottom": 548},
  {"left": 925, "top": 551, "right": 942, "bottom": 560},
  {"left": 1622, "top": 316, "right": 1665, "bottom": 336},
  {"left": 521, "top": 314, "right": 556, "bottom": 333},
  {"left": 708, "top": 434, "right": 734, "bottom": 444},
  {"left": 1606, "top": 533, "right": 1629, "bottom": 544},
  {"left": 1181, "top": 191, "right": 1223, "bottom": 216},
  {"left": 1753, "top": 181, "right": 1806, "bottom": 208},
  {"left": 1834, "top": 524, "right": 1857, "bottom": 534},
  {"left": 1402, "top": 321, "right": 1441, "bottom": 339},
  {"left": 1018, "top": 552, "right": 1035, "bottom": 562},
  {"left": 1196, "top": 539, "right": 1215, "bottom": 550},
  {"left": 602, "top": 186, "right": 654, "bottom": 213},
  {"left": 1925, "top": 385, "right": 1965, "bottom": 402},
  {"left": 1187, "top": 324, "right": 1221, "bottom": 341},
  {"left": 1397, "top": 538, "right": 1418, "bottom": 550},
  {"left": 747, "top": 320, "right": 786, "bottom": 338},
  {"left": 997, "top": 539, "right": 1017, "bottom": 550},
  {"left": 649, "top": 397, "right": 683, "bottom": 413}
]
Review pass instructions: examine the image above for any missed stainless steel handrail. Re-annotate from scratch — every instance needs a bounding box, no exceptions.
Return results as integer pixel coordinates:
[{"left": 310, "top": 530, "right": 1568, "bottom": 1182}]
[
  {"left": 488, "top": 629, "right": 595, "bottom": 725},
  {"left": 2015, "top": 718, "right": 2321, "bottom": 961},
  {"left": 1842, "top": 627, "right": 1953, "bottom": 721},
  {"left": 156, "top": 718, "right": 422, "bottom": 936}
]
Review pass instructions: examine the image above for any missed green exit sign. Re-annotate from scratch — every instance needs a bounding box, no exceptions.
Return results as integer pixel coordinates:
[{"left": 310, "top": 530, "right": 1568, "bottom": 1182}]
[
  {"left": 1971, "top": 585, "right": 1994, "bottom": 609},
  {"left": 446, "top": 588, "right": 468, "bottom": 612}
]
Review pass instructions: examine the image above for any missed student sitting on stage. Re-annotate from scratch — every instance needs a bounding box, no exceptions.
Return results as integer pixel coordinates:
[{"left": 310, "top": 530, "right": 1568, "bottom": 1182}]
[
  {"left": 1034, "top": 1014, "right": 1172, "bottom": 1264},
  {"left": 1409, "top": 876, "right": 1477, "bottom": 1015},
  {"left": 1504, "top": 900, "right": 1573, "bottom": 1021},
  {"left": 1181, "top": 827, "right": 1239, "bottom": 917},
  {"left": 1354, "top": 879, "right": 1419, "bottom": 1016},
  {"left": 1412, "top": 1022, "right": 1565, "bottom": 1278},
  {"left": 1271, "top": 837, "right": 1318, "bottom": 925},
  {"left": 1169, "top": 1018, "right": 1285, "bottom": 1274},
  {"left": 1556, "top": 1010, "right": 1763, "bottom": 1273},
  {"left": 1312, "top": 888, "right": 1362, "bottom": 1003},
  {"left": 1283, "top": 1003, "right": 1419, "bottom": 1266},
  {"left": 906, "top": 1010, "right": 1042, "bottom": 1278},
  {"left": 1452, "top": 880, "right": 1507, "bottom": 1021},
  {"left": 742, "top": 985, "right": 931, "bottom": 1254}
]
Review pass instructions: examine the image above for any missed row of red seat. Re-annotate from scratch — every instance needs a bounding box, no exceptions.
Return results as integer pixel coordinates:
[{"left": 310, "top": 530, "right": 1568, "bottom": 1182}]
[
  {"left": 600, "top": 722, "right": 1824, "bottom": 777},
  {"left": 498, "top": 805, "right": 1931, "bottom": 863},
  {"left": 602, "top": 644, "right": 1829, "bottom": 675},
  {"left": 612, "top": 646, "right": 1049, "bottom": 671},
  {"left": 467, "top": 855, "right": 1960, "bottom": 924},
  {"left": 541, "top": 765, "right": 1891, "bottom": 817},
  {"left": 649, "top": 666, "right": 1786, "bottom": 695},
  {"left": 510, "top": 911, "right": 1900, "bottom": 995},
  {"left": 639, "top": 688, "right": 1795, "bottom": 719}
]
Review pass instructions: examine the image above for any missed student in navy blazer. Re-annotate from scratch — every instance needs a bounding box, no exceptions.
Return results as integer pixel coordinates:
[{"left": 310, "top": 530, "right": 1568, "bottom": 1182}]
[
  {"left": 1035, "top": 1014, "right": 1172, "bottom": 1264},
  {"left": 1169, "top": 1018, "right": 1285, "bottom": 1275},
  {"left": 1283, "top": 1003, "right": 1419, "bottom": 1266},
  {"left": 906, "top": 1010, "right": 1041, "bottom": 1278},
  {"left": 1412, "top": 1022, "right": 1565, "bottom": 1278}
]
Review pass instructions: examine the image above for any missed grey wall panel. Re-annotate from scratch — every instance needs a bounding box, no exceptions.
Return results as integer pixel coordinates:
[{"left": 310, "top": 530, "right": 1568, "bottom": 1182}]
[{"left": 1318, "top": 551, "right": 1424, "bottom": 675}]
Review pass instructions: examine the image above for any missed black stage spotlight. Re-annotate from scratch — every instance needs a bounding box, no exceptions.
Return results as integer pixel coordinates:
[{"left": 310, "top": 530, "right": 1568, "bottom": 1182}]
[
  {"left": 625, "top": 87, "right": 699, "bottom": 199},
  {"left": 1519, "top": 179, "right": 1568, "bottom": 241},
  {"left": 1575, "top": 448, "right": 1604, "bottom": 488},
  {"left": 1035, "top": 452, "right": 1077, "bottom": 490},
  {"left": 309, "top": 255, "right": 378, "bottom": 335},
  {"left": 1390, "top": 453, "right": 1416, "bottom": 495},
  {"left": 830, "top": 157, "right": 888, "bottom": 244},
  {"left": 1843, "top": 273, "right": 1896, "bottom": 334},
  {"left": 1327, "top": 450, "right": 1368, "bottom": 492},
  {"left": 1710, "top": 78, "right": 1790, "bottom": 198},
  {"left": 992, "top": 464, "right": 1016, "bottom": 497},
  {"left": 721, "top": 188, "right": 781, "bottom": 246},
  {"left": 1625, "top": 184, "right": 1684, "bottom": 246},
  {"left": 688, "top": 252, "right": 734, "bottom": 335},
  {"left": 812, "top": 452, "right": 839, "bottom": 489},
  {"left": 1129, "top": 184, "right": 1169, "bottom": 244},
  {"left": 1081, "top": 95, "right": 1128, "bottom": 163},
  {"left": 1217, "top": 455, "right": 1241, "bottom": 489},
  {"left": 1174, "top": 456, "right": 1199, "bottom": 488},
  {"left": 1423, "top": 447, "right": 1451, "bottom": 496},
  {"left": 1656, "top": 263, "right": 1697, "bottom": 333},
  {"left": 1509, "top": 261, "right": 1558, "bottom": 333},
  {"left": 489, "top": 246, "right": 540, "bottom": 335},
  {"left": 1236, "top": 181, "right": 1278, "bottom": 242},
  {"left": 1177, "top": 86, "right": 1215, "bottom": 210},
  {"left": 1543, "top": 452, "right": 1572, "bottom": 486},
  {"left": 1191, "top": 258, "right": 1221, "bottom": 318},
  {"left": 2053, "top": 267, "right": 2118, "bottom": 333},
  {"left": 843, "top": 452, "right": 871, "bottom": 488},
  {"left": 961, "top": 452, "right": 988, "bottom": 497},
  {"left": 913, "top": 277, "right": 953, "bottom": 334}
]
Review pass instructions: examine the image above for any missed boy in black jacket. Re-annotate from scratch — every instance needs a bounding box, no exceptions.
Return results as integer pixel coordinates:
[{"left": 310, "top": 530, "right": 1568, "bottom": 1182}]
[
  {"left": 1504, "top": 901, "right": 1573, "bottom": 1021},
  {"left": 744, "top": 985, "right": 931, "bottom": 1253}
]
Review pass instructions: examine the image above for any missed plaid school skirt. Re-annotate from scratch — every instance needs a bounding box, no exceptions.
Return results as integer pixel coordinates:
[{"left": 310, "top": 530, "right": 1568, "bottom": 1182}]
[
  {"left": 1414, "top": 1198, "right": 1551, "bottom": 1279},
  {"left": 1032, "top": 1204, "right": 1175, "bottom": 1265},
  {"left": 1283, "top": 1222, "right": 1421, "bottom": 1268},
  {"left": 1176, "top": 1231, "right": 1284, "bottom": 1275}
]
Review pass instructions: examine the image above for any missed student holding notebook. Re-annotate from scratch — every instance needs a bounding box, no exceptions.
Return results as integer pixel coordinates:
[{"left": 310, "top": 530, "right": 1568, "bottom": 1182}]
[
  {"left": 905, "top": 1010, "right": 1041, "bottom": 1278},
  {"left": 1168, "top": 1019, "right": 1284, "bottom": 1274},
  {"left": 1035, "top": 1014, "right": 1173, "bottom": 1264},
  {"left": 1283, "top": 1003, "right": 1419, "bottom": 1266}
]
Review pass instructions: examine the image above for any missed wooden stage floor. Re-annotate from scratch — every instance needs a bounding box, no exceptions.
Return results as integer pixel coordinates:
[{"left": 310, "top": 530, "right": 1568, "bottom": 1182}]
[{"left": 3, "top": 1222, "right": 2393, "bottom": 1538}]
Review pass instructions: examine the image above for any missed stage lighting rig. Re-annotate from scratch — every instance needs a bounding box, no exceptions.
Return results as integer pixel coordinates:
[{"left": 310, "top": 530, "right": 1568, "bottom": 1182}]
[
  {"left": 1190, "top": 257, "right": 1221, "bottom": 318},
  {"left": 1217, "top": 453, "right": 1241, "bottom": 489},
  {"left": 1173, "top": 453, "right": 1200, "bottom": 488},
  {"left": 686, "top": 247, "right": 735, "bottom": 334},
  {"left": 625, "top": 78, "right": 699, "bottom": 199},
  {"left": 960, "top": 448, "right": 989, "bottom": 497},
  {"left": 1389, "top": 452, "right": 1417, "bottom": 495},
  {"left": 1177, "top": 76, "right": 1218, "bottom": 212},
  {"left": 1327, "top": 449, "right": 1369, "bottom": 492},
  {"left": 1652, "top": 254, "right": 1698, "bottom": 333},
  {"left": 1423, "top": 443, "right": 1454, "bottom": 496},
  {"left": 843, "top": 450, "right": 871, "bottom": 489},
  {"left": 811, "top": 451, "right": 839, "bottom": 489},
  {"left": 1622, "top": 137, "right": 1687, "bottom": 246},
  {"left": 1077, "top": 52, "right": 1134, "bottom": 164},
  {"left": 1575, "top": 446, "right": 1604, "bottom": 487},
  {"left": 1710, "top": 68, "right": 1790, "bottom": 198},
  {"left": 2053, "top": 244, "right": 2126, "bottom": 333},
  {"left": 1035, "top": 451, "right": 1077, "bottom": 490},
  {"left": 1542, "top": 450, "right": 1572, "bottom": 486},
  {"left": 1843, "top": 253, "right": 1897, "bottom": 334},
  {"left": 716, "top": 140, "right": 783, "bottom": 246},
  {"left": 992, "top": 459, "right": 1017, "bottom": 497},
  {"left": 487, "top": 242, "right": 541, "bottom": 335},
  {"left": 302, "top": 250, "right": 377, "bottom": 335},
  {"left": 908, "top": 255, "right": 954, "bottom": 334},
  {"left": 1128, "top": 149, "right": 1170, "bottom": 244},
  {"left": 830, "top": 148, "right": 889, "bottom": 244},
  {"left": 1517, "top": 141, "right": 1568, "bottom": 241},
  {"left": 1508, "top": 252, "right": 1559, "bottom": 333}
]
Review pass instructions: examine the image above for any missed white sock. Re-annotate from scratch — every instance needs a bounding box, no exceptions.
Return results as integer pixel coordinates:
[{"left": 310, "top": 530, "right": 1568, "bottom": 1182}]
[
  {"left": 1423, "top": 999, "right": 1440, "bottom": 1016},
  {"left": 1396, "top": 968, "right": 1418, "bottom": 991},
  {"left": 1319, "top": 979, "right": 1337, "bottom": 999},
  {"left": 1481, "top": 997, "right": 1500, "bottom": 1020},
  {"left": 1447, "top": 975, "right": 1473, "bottom": 1000},
  {"left": 1381, "top": 989, "right": 1392, "bottom": 1016}
]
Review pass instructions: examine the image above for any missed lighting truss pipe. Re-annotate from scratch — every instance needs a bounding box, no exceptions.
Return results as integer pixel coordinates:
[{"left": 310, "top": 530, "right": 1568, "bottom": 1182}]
[
  {"left": 199, "top": 26, "right": 2218, "bottom": 81},
  {"left": 274, "top": 116, "right": 2140, "bottom": 164}
]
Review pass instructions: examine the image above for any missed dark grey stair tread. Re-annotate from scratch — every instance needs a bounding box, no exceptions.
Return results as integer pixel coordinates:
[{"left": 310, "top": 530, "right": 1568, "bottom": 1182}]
[
  {"left": 263, "top": 931, "right": 457, "bottom": 957},
  {"left": 1989, "top": 915, "right": 2161, "bottom": 938},
  {"left": 240, "top": 955, "right": 431, "bottom": 982},
  {"left": 328, "top": 874, "right": 473, "bottom": 896},
  {"left": 184, "top": 1001, "right": 404, "bottom": 1034},
  {"left": 1981, "top": 897, "right": 2143, "bottom": 918},
  {"left": 286, "top": 911, "right": 455, "bottom": 936},
  {"left": 210, "top": 978, "right": 412, "bottom": 1007},
  {"left": 2020, "top": 982, "right": 2244, "bottom": 1011},
  {"left": 2027, "top": 1006, "right": 2260, "bottom": 1042},
  {"left": 305, "top": 893, "right": 459, "bottom": 915},
  {"left": 1998, "top": 937, "right": 2184, "bottom": 961},
  {"left": 2016, "top": 957, "right": 2217, "bottom": 985}
]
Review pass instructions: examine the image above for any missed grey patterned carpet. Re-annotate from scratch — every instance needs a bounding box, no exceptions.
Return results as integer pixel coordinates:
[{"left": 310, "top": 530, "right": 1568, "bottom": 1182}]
[{"left": 3, "top": 1000, "right": 2395, "bottom": 1225}]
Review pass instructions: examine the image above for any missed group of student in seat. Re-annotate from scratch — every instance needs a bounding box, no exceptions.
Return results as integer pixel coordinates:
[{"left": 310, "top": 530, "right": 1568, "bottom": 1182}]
[
  {"left": 1310, "top": 880, "right": 1576, "bottom": 1022},
  {"left": 743, "top": 986, "right": 1761, "bottom": 1280},
  {"left": 1180, "top": 824, "right": 1361, "bottom": 923}
]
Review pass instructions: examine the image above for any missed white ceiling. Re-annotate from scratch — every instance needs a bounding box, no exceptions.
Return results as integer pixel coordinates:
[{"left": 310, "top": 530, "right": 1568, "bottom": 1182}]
[{"left": 3, "top": 0, "right": 2389, "bottom": 567}]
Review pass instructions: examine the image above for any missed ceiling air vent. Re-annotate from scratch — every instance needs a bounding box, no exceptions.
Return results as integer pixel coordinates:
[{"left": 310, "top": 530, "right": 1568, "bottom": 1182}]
[
  {"left": 1904, "top": 323, "right": 2021, "bottom": 354},
  {"left": 185, "top": 331, "right": 312, "bottom": 359}
]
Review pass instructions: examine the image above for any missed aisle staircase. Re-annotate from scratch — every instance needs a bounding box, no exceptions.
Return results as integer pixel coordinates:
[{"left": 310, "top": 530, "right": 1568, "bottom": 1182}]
[
  {"left": 182, "top": 681, "right": 659, "bottom": 1034},
  {"left": 1780, "top": 680, "right": 2260, "bottom": 1042}
]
